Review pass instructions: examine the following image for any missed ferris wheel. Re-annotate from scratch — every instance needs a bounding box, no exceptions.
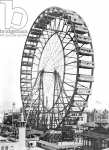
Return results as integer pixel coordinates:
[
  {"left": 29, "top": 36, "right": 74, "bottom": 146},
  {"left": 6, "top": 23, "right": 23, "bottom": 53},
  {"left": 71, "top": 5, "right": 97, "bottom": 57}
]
[{"left": 20, "top": 7, "right": 94, "bottom": 129}]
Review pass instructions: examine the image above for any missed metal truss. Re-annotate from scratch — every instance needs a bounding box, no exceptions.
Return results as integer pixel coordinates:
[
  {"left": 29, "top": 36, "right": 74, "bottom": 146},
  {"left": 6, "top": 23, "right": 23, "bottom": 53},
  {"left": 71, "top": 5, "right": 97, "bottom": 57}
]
[{"left": 20, "top": 7, "right": 94, "bottom": 130}]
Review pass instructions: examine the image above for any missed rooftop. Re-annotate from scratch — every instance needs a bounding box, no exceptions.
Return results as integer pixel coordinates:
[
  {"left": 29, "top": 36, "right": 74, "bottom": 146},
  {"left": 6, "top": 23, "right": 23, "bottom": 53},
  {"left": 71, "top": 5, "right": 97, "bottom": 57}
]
[{"left": 82, "top": 131, "right": 109, "bottom": 139}]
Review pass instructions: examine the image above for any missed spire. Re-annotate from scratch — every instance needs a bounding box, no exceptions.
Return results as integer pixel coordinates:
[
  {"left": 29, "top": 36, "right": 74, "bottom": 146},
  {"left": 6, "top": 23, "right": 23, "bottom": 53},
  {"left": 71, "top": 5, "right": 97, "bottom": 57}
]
[
  {"left": 19, "top": 111, "right": 26, "bottom": 127},
  {"left": 21, "top": 111, "right": 24, "bottom": 122},
  {"left": 12, "top": 102, "right": 16, "bottom": 112}
]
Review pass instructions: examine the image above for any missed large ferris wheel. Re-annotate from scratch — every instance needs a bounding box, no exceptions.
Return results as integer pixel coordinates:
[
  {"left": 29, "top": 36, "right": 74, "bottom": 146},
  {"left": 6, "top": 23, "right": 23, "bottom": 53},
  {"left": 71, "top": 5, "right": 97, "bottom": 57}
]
[{"left": 20, "top": 7, "right": 94, "bottom": 130}]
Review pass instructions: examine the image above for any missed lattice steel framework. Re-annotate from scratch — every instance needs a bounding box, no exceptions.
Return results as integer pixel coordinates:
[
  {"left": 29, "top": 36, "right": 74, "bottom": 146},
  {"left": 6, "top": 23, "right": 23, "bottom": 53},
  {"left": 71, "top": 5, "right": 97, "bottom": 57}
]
[{"left": 20, "top": 7, "right": 94, "bottom": 130}]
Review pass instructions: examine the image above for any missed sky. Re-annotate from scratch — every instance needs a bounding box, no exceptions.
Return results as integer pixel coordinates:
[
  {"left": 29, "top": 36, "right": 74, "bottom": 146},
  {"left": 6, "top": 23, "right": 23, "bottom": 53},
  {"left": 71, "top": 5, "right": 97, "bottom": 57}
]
[{"left": 0, "top": 0, "right": 109, "bottom": 115}]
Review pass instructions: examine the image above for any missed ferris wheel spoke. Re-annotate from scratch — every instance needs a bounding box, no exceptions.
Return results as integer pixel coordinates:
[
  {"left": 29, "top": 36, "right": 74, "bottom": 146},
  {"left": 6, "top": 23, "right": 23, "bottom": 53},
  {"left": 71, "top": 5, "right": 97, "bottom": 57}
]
[
  {"left": 77, "top": 82, "right": 90, "bottom": 89},
  {"left": 65, "top": 56, "right": 77, "bottom": 59},
  {"left": 78, "top": 94, "right": 87, "bottom": 101},
  {"left": 79, "top": 43, "right": 85, "bottom": 48},
  {"left": 45, "top": 29, "right": 52, "bottom": 39},
  {"left": 61, "top": 25, "right": 70, "bottom": 42},
  {"left": 53, "top": 18, "right": 56, "bottom": 30},
  {"left": 61, "top": 20, "right": 67, "bottom": 32},
  {"left": 63, "top": 39, "right": 72, "bottom": 49},
  {"left": 40, "top": 34, "right": 48, "bottom": 43},
  {"left": 36, "top": 48, "right": 42, "bottom": 54},
  {"left": 38, "top": 39, "right": 45, "bottom": 48},
  {"left": 65, "top": 61, "right": 77, "bottom": 65},
  {"left": 34, "top": 55, "right": 40, "bottom": 60},
  {"left": 58, "top": 76, "right": 71, "bottom": 103},
  {"left": 65, "top": 72, "right": 77, "bottom": 76},
  {"left": 64, "top": 81, "right": 75, "bottom": 88},
  {"left": 65, "top": 48, "right": 76, "bottom": 56},
  {"left": 58, "top": 98, "right": 68, "bottom": 112},
  {"left": 48, "top": 18, "right": 52, "bottom": 31},
  {"left": 57, "top": 18, "right": 61, "bottom": 31},
  {"left": 33, "top": 63, "right": 39, "bottom": 66}
]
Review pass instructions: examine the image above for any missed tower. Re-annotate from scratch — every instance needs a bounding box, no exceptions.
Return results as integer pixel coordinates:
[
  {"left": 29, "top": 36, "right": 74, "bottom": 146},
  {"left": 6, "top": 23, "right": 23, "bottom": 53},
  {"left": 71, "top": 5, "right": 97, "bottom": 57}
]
[{"left": 18, "top": 112, "right": 26, "bottom": 150}]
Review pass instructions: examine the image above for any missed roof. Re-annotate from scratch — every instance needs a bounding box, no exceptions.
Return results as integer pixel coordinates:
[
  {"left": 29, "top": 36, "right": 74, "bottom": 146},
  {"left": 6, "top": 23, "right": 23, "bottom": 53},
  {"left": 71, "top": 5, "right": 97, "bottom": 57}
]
[
  {"left": 26, "top": 129, "right": 44, "bottom": 136},
  {"left": 0, "top": 136, "right": 7, "bottom": 141},
  {"left": 82, "top": 122, "right": 98, "bottom": 127},
  {"left": 81, "top": 131, "right": 109, "bottom": 140},
  {"left": 104, "top": 138, "right": 109, "bottom": 141},
  {"left": 37, "top": 140, "right": 82, "bottom": 149}
]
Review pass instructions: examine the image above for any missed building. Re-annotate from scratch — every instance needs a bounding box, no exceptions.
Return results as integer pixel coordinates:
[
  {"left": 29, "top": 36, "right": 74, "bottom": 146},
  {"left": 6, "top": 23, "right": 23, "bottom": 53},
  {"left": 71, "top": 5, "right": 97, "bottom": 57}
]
[
  {"left": 81, "top": 129, "right": 109, "bottom": 150},
  {"left": 87, "top": 109, "right": 109, "bottom": 124},
  {"left": 78, "top": 112, "right": 87, "bottom": 125},
  {"left": 71, "top": 111, "right": 87, "bottom": 125},
  {"left": 0, "top": 112, "right": 27, "bottom": 150},
  {"left": 0, "top": 114, "right": 3, "bottom": 123},
  {"left": 0, "top": 112, "right": 44, "bottom": 150}
]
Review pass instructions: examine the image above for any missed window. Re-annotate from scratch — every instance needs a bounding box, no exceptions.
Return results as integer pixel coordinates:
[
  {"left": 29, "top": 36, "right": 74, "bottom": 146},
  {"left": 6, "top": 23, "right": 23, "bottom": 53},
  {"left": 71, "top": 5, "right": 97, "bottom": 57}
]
[
  {"left": 81, "top": 117, "right": 83, "bottom": 121},
  {"left": 5, "top": 146, "right": 8, "bottom": 150},
  {"left": 1, "top": 146, "right": 4, "bottom": 150}
]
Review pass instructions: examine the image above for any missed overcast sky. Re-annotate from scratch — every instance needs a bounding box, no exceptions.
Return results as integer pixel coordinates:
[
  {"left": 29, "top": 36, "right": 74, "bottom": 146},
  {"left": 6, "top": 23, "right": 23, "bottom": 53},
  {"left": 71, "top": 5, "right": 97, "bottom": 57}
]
[{"left": 0, "top": 0, "right": 109, "bottom": 114}]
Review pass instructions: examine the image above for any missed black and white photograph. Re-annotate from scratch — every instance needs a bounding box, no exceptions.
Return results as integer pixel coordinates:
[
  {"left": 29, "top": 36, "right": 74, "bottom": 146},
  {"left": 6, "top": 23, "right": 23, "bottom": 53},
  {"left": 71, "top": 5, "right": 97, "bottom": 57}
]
[{"left": 0, "top": 0, "right": 109, "bottom": 150}]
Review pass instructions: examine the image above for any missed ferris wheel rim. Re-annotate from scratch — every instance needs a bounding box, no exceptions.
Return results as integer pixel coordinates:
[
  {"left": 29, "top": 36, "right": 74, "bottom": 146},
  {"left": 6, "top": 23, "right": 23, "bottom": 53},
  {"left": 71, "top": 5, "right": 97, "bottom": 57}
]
[{"left": 20, "top": 7, "right": 94, "bottom": 129}]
